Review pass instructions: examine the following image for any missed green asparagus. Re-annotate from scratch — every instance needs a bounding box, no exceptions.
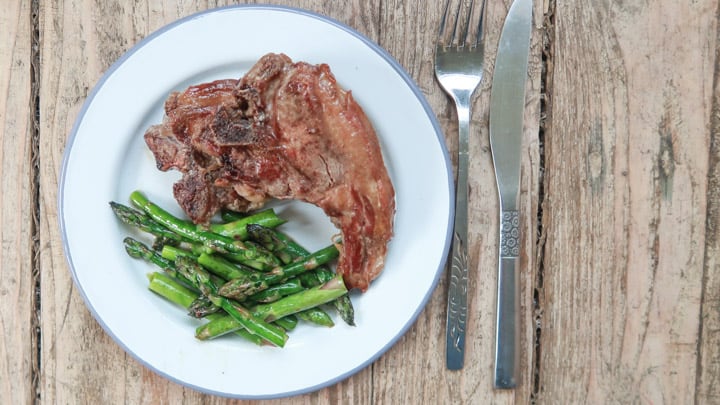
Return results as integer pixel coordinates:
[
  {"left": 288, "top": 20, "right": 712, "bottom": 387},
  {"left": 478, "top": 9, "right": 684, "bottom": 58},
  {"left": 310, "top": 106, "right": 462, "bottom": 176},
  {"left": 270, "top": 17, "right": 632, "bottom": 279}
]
[
  {"left": 110, "top": 202, "right": 190, "bottom": 244},
  {"left": 174, "top": 257, "right": 288, "bottom": 348},
  {"left": 129, "top": 191, "right": 280, "bottom": 269},
  {"left": 296, "top": 307, "right": 335, "bottom": 327},
  {"left": 246, "top": 224, "right": 293, "bottom": 264},
  {"left": 160, "top": 245, "right": 197, "bottom": 261},
  {"left": 209, "top": 209, "right": 286, "bottom": 240},
  {"left": 114, "top": 191, "right": 356, "bottom": 348},
  {"left": 247, "top": 279, "right": 304, "bottom": 303},
  {"left": 197, "top": 253, "right": 257, "bottom": 281},
  {"left": 196, "top": 275, "right": 347, "bottom": 339},
  {"left": 306, "top": 267, "right": 355, "bottom": 327},
  {"left": 128, "top": 238, "right": 286, "bottom": 346},
  {"left": 273, "top": 231, "right": 355, "bottom": 326},
  {"left": 147, "top": 272, "right": 265, "bottom": 345},
  {"left": 217, "top": 244, "right": 339, "bottom": 301},
  {"left": 187, "top": 295, "right": 222, "bottom": 318}
]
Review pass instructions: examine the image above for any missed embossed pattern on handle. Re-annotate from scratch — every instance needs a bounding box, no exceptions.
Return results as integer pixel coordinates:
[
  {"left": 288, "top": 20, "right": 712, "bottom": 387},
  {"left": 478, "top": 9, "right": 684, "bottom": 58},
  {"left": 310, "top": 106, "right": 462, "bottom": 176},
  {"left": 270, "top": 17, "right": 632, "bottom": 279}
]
[
  {"left": 500, "top": 211, "right": 520, "bottom": 257},
  {"left": 446, "top": 232, "right": 468, "bottom": 369},
  {"left": 494, "top": 210, "right": 520, "bottom": 388}
]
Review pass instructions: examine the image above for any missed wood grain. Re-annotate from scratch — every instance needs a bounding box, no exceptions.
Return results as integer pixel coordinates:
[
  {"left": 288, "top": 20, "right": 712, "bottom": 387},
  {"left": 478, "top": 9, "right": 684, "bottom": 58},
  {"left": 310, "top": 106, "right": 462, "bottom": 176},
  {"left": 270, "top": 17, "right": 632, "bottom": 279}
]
[
  {"left": 539, "top": 0, "right": 719, "bottom": 403},
  {"left": 37, "top": 1, "right": 378, "bottom": 404},
  {"left": 34, "top": 0, "right": 543, "bottom": 402},
  {"left": 698, "top": 5, "right": 720, "bottom": 402},
  {"left": 0, "top": 0, "right": 36, "bottom": 404},
  {"left": 374, "top": 1, "right": 544, "bottom": 403},
  {"left": 0, "top": 0, "right": 713, "bottom": 403}
]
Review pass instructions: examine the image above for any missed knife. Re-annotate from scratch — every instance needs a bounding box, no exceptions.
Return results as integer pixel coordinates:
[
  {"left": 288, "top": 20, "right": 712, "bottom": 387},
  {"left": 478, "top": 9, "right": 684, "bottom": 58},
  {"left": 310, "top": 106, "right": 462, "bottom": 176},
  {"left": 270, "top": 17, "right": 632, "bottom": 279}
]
[{"left": 488, "top": 0, "right": 533, "bottom": 389}]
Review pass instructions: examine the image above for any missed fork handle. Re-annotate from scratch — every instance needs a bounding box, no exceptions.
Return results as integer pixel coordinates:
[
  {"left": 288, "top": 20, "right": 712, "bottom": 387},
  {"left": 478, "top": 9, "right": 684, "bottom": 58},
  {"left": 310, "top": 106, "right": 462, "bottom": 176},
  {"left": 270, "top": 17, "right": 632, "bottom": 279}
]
[
  {"left": 494, "top": 210, "right": 520, "bottom": 388},
  {"left": 446, "top": 92, "right": 472, "bottom": 370}
]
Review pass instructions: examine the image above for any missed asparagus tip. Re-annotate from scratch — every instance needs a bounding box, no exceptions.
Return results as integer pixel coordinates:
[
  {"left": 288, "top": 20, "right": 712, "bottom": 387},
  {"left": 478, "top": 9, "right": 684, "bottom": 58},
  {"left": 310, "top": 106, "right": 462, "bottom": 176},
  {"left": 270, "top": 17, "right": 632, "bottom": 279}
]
[{"left": 123, "top": 237, "right": 146, "bottom": 258}]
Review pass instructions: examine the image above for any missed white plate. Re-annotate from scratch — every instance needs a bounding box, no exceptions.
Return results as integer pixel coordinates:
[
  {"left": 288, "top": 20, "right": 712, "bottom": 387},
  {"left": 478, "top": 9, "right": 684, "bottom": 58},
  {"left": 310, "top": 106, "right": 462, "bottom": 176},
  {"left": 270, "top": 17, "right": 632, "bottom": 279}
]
[{"left": 59, "top": 5, "right": 453, "bottom": 399}]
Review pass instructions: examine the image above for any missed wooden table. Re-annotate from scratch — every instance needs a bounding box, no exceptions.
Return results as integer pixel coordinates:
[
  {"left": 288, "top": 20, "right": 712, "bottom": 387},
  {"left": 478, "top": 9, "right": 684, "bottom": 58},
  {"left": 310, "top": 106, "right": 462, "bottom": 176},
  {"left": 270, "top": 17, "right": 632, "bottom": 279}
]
[{"left": 2, "top": 0, "right": 718, "bottom": 403}]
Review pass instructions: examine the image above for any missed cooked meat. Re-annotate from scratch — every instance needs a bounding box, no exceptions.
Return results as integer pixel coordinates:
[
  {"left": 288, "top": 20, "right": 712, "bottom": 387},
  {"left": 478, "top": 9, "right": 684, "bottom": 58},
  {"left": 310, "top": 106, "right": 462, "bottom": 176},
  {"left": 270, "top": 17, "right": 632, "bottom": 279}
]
[{"left": 144, "top": 53, "right": 395, "bottom": 291}]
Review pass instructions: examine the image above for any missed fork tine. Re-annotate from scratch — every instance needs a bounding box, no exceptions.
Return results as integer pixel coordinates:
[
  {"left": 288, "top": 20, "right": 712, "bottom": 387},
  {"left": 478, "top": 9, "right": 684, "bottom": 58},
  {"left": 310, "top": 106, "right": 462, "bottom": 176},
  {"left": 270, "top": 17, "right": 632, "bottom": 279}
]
[
  {"left": 439, "top": 0, "right": 471, "bottom": 48},
  {"left": 474, "top": 0, "right": 488, "bottom": 46},
  {"left": 438, "top": 0, "right": 463, "bottom": 48},
  {"left": 440, "top": 0, "right": 485, "bottom": 49},
  {"left": 459, "top": 0, "right": 475, "bottom": 47},
  {"left": 438, "top": 0, "right": 451, "bottom": 40},
  {"left": 451, "top": 0, "right": 465, "bottom": 47}
]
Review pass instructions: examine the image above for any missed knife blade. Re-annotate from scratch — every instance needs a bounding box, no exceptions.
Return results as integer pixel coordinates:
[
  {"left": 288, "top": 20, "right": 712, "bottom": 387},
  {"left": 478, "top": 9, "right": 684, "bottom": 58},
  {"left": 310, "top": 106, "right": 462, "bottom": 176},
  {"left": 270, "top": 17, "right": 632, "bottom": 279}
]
[{"left": 488, "top": 0, "right": 533, "bottom": 389}]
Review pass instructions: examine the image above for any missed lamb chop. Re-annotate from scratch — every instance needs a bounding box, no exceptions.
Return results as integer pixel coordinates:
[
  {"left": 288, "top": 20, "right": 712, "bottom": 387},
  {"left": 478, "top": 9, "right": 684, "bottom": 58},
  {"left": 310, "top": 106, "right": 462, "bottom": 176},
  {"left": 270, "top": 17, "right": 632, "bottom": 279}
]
[{"left": 144, "top": 53, "right": 395, "bottom": 292}]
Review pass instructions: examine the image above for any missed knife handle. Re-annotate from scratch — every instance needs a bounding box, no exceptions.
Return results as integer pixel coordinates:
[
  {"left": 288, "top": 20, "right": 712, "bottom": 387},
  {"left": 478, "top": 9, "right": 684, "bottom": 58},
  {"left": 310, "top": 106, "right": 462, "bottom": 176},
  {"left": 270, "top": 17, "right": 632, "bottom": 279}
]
[{"left": 494, "top": 210, "right": 519, "bottom": 388}]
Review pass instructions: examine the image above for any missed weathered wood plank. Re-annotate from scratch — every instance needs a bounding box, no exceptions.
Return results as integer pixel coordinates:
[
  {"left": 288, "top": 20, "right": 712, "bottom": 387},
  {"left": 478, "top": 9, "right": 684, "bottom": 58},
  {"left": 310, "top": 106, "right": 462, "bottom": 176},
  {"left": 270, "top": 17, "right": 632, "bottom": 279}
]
[
  {"left": 373, "top": 0, "right": 544, "bottom": 403},
  {"left": 698, "top": 6, "right": 720, "bottom": 401},
  {"left": 38, "top": 1, "right": 378, "bottom": 403},
  {"left": 0, "top": 0, "right": 36, "bottom": 404},
  {"left": 371, "top": 2, "right": 452, "bottom": 404},
  {"left": 26, "top": 0, "right": 720, "bottom": 403},
  {"left": 538, "top": 0, "right": 718, "bottom": 403}
]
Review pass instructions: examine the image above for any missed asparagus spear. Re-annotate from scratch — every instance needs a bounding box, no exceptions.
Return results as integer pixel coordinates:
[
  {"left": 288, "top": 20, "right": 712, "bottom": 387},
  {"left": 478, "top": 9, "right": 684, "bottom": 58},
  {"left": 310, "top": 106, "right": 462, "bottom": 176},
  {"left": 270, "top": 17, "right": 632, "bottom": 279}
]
[
  {"left": 125, "top": 237, "right": 226, "bottom": 316},
  {"left": 220, "top": 210, "right": 245, "bottom": 223},
  {"left": 209, "top": 209, "right": 286, "bottom": 240},
  {"left": 272, "top": 315, "right": 299, "bottom": 331},
  {"left": 160, "top": 245, "right": 299, "bottom": 304},
  {"left": 218, "top": 244, "right": 339, "bottom": 301},
  {"left": 147, "top": 271, "right": 197, "bottom": 307},
  {"left": 296, "top": 308, "right": 335, "bottom": 327},
  {"left": 125, "top": 238, "right": 227, "bottom": 290},
  {"left": 246, "top": 224, "right": 293, "bottom": 264},
  {"left": 252, "top": 275, "right": 347, "bottom": 321},
  {"left": 196, "top": 275, "right": 348, "bottom": 340},
  {"left": 147, "top": 272, "right": 265, "bottom": 345},
  {"left": 174, "top": 257, "right": 288, "bottom": 348},
  {"left": 160, "top": 245, "right": 196, "bottom": 261},
  {"left": 129, "top": 191, "right": 280, "bottom": 269},
  {"left": 197, "top": 252, "right": 257, "bottom": 281},
  {"left": 110, "top": 201, "right": 190, "bottom": 244},
  {"left": 177, "top": 242, "right": 270, "bottom": 272},
  {"left": 124, "top": 237, "right": 184, "bottom": 279},
  {"left": 247, "top": 279, "right": 304, "bottom": 303},
  {"left": 272, "top": 230, "right": 318, "bottom": 260},
  {"left": 306, "top": 268, "right": 355, "bottom": 326},
  {"left": 187, "top": 295, "right": 222, "bottom": 318},
  {"left": 126, "top": 237, "right": 286, "bottom": 346},
  {"left": 273, "top": 231, "right": 355, "bottom": 326},
  {"left": 147, "top": 259, "right": 296, "bottom": 331},
  {"left": 115, "top": 196, "right": 284, "bottom": 270}
]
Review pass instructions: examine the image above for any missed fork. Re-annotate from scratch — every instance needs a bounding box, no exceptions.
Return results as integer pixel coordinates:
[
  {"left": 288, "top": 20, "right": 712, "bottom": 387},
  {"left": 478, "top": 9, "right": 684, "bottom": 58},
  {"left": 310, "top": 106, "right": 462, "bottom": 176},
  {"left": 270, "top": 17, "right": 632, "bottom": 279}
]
[{"left": 435, "top": 0, "right": 487, "bottom": 370}]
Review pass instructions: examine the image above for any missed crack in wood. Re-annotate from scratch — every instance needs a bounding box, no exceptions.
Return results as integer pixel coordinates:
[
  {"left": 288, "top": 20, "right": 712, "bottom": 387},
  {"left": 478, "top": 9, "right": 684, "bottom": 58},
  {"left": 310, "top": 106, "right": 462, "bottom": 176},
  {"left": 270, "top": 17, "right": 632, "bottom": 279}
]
[
  {"left": 30, "top": 0, "right": 41, "bottom": 403},
  {"left": 531, "top": 0, "right": 555, "bottom": 403}
]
